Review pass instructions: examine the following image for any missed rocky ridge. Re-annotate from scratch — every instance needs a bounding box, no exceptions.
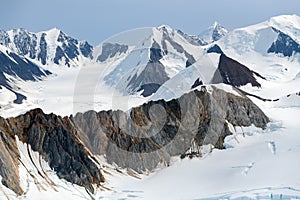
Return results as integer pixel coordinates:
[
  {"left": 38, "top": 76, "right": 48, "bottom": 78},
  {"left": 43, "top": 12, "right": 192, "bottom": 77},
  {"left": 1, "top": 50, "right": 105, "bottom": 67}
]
[{"left": 0, "top": 86, "right": 269, "bottom": 196}]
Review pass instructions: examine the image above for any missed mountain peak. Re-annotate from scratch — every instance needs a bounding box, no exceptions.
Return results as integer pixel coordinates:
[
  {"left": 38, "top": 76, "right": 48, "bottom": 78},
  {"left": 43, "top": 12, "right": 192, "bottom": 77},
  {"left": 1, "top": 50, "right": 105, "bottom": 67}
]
[
  {"left": 199, "top": 22, "right": 228, "bottom": 43},
  {"left": 157, "top": 24, "right": 172, "bottom": 29},
  {"left": 212, "top": 21, "right": 221, "bottom": 29},
  {"left": 44, "top": 27, "right": 61, "bottom": 36},
  {"left": 269, "top": 14, "right": 300, "bottom": 32},
  {"left": 156, "top": 24, "right": 174, "bottom": 33},
  {"left": 270, "top": 14, "right": 300, "bottom": 23}
]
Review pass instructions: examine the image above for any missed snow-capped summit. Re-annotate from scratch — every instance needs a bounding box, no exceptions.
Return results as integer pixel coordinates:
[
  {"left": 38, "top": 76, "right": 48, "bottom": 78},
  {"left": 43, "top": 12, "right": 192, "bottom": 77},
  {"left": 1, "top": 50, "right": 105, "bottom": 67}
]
[
  {"left": 0, "top": 28, "right": 93, "bottom": 67},
  {"left": 215, "top": 14, "right": 300, "bottom": 59},
  {"left": 93, "top": 25, "right": 205, "bottom": 97},
  {"left": 0, "top": 27, "right": 94, "bottom": 107},
  {"left": 198, "top": 21, "right": 228, "bottom": 43}
]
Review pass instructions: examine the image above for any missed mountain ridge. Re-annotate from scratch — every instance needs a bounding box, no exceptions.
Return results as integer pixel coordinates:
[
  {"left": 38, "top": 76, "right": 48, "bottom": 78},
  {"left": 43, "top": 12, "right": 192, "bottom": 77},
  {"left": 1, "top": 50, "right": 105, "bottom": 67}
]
[{"left": 0, "top": 14, "right": 300, "bottom": 200}]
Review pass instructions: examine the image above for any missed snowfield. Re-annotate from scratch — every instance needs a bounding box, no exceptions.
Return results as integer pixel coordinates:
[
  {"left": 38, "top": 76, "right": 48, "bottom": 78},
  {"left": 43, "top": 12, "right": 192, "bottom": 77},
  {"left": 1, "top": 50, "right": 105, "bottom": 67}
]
[
  {"left": 1, "top": 100, "right": 300, "bottom": 199},
  {"left": 93, "top": 98, "right": 300, "bottom": 200},
  {"left": 1, "top": 14, "right": 300, "bottom": 200}
]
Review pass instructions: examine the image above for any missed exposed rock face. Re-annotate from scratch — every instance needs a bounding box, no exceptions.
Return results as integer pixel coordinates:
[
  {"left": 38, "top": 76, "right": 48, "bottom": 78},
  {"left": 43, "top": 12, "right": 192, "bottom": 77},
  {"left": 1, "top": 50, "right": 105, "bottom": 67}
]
[
  {"left": 54, "top": 31, "right": 81, "bottom": 66},
  {"left": 0, "top": 51, "right": 51, "bottom": 104},
  {"left": 72, "top": 87, "right": 269, "bottom": 172},
  {"left": 13, "top": 29, "right": 37, "bottom": 59},
  {"left": 0, "top": 30, "right": 11, "bottom": 46},
  {"left": 80, "top": 41, "right": 93, "bottom": 59},
  {"left": 97, "top": 43, "right": 128, "bottom": 62},
  {"left": 212, "top": 23, "right": 228, "bottom": 41},
  {"left": 207, "top": 44, "right": 224, "bottom": 54},
  {"left": 37, "top": 33, "right": 47, "bottom": 65},
  {"left": 0, "top": 87, "right": 269, "bottom": 195},
  {"left": 127, "top": 41, "right": 169, "bottom": 97},
  {"left": 191, "top": 78, "right": 203, "bottom": 89},
  {"left": 160, "top": 29, "right": 196, "bottom": 67},
  {"left": 0, "top": 118, "right": 23, "bottom": 195},
  {"left": 211, "top": 54, "right": 265, "bottom": 87},
  {"left": 0, "top": 28, "right": 94, "bottom": 67},
  {"left": 0, "top": 109, "right": 104, "bottom": 195},
  {"left": 268, "top": 28, "right": 300, "bottom": 57},
  {"left": 176, "top": 30, "right": 208, "bottom": 46}
]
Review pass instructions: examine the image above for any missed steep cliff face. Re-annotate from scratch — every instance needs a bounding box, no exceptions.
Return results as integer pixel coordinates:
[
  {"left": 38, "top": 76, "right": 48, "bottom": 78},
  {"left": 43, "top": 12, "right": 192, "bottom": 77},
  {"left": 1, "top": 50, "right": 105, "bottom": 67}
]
[
  {"left": 211, "top": 54, "right": 265, "bottom": 87},
  {"left": 72, "top": 86, "right": 269, "bottom": 172},
  {"left": 0, "top": 87, "right": 269, "bottom": 195},
  {"left": 0, "top": 109, "right": 104, "bottom": 195},
  {"left": 0, "top": 118, "right": 23, "bottom": 195}
]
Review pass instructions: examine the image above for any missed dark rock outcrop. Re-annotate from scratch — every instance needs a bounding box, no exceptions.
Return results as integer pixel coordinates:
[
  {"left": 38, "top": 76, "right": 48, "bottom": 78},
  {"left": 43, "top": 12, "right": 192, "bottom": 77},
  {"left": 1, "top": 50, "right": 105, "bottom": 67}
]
[
  {"left": 54, "top": 31, "right": 81, "bottom": 66},
  {"left": 137, "top": 83, "right": 162, "bottom": 97},
  {"left": 207, "top": 44, "right": 224, "bottom": 54},
  {"left": 191, "top": 78, "right": 203, "bottom": 89},
  {"left": 268, "top": 28, "right": 300, "bottom": 57},
  {"left": 57, "top": 31, "right": 79, "bottom": 60},
  {"left": 13, "top": 29, "right": 37, "bottom": 59},
  {"left": 0, "top": 28, "right": 94, "bottom": 66},
  {"left": 123, "top": 41, "right": 169, "bottom": 97},
  {"left": 72, "top": 87, "right": 269, "bottom": 172},
  {"left": 0, "top": 30, "right": 11, "bottom": 46},
  {"left": 80, "top": 41, "right": 93, "bottom": 59},
  {"left": 37, "top": 33, "right": 47, "bottom": 65},
  {"left": 128, "top": 60, "right": 169, "bottom": 97},
  {"left": 0, "top": 87, "right": 269, "bottom": 195},
  {"left": 0, "top": 109, "right": 104, "bottom": 195},
  {"left": 211, "top": 54, "right": 265, "bottom": 87},
  {"left": 150, "top": 41, "right": 163, "bottom": 62},
  {"left": 54, "top": 46, "right": 65, "bottom": 65},
  {"left": 160, "top": 28, "right": 196, "bottom": 67},
  {"left": 0, "top": 51, "right": 51, "bottom": 104},
  {"left": 212, "top": 23, "right": 228, "bottom": 41},
  {"left": 97, "top": 43, "right": 128, "bottom": 62}
]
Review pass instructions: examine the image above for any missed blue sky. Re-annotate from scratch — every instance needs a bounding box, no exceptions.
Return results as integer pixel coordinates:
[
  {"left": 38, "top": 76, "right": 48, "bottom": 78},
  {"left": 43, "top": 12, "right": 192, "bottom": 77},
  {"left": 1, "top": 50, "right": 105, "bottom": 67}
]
[{"left": 1, "top": 0, "right": 300, "bottom": 45}]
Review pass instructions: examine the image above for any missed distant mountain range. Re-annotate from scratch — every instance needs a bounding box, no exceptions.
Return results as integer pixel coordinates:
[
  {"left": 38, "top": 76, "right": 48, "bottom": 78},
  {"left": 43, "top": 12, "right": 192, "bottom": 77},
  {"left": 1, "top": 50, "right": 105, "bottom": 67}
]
[
  {"left": 1, "top": 15, "right": 300, "bottom": 107},
  {"left": 0, "top": 14, "right": 300, "bottom": 200}
]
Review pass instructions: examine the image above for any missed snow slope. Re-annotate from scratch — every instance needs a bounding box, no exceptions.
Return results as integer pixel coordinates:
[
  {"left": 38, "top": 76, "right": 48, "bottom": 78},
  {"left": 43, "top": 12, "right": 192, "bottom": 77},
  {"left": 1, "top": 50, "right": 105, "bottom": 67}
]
[
  {"left": 0, "top": 14, "right": 300, "bottom": 200},
  {"left": 92, "top": 15, "right": 300, "bottom": 199},
  {"left": 91, "top": 86, "right": 300, "bottom": 200},
  {"left": 0, "top": 137, "right": 99, "bottom": 200}
]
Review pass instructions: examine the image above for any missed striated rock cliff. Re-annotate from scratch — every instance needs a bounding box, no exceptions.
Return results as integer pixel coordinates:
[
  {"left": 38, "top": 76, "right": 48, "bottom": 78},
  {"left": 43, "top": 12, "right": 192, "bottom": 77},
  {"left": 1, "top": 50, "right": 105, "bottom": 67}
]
[
  {"left": 72, "top": 86, "right": 269, "bottom": 172},
  {"left": 0, "top": 109, "right": 105, "bottom": 195},
  {"left": 0, "top": 86, "right": 269, "bottom": 195}
]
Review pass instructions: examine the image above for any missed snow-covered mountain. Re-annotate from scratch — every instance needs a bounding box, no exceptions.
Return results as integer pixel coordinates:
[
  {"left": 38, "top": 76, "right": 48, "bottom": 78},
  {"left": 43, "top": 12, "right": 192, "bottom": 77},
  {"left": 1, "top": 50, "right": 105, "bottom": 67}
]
[
  {"left": 92, "top": 25, "right": 203, "bottom": 97},
  {"left": 0, "top": 14, "right": 300, "bottom": 200},
  {"left": 0, "top": 28, "right": 93, "bottom": 66},
  {"left": 0, "top": 22, "right": 267, "bottom": 110},
  {"left": 92, "top": 24, "right": 262, "bottom": 99},
  {"left": 199, "top": 22, "right": 228, "bottom": 43},
  {"left": 2, "top": 14, "right": 300, "bottom": 112},
  {"left": 0, "top": 45, "right": 50, "bottom": 106},
  {"left": 215, "top": 15, "right": 300, "bottom": 57},
  {"left": 0, "top": 28, "right": 95, "bottom": 111}
]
